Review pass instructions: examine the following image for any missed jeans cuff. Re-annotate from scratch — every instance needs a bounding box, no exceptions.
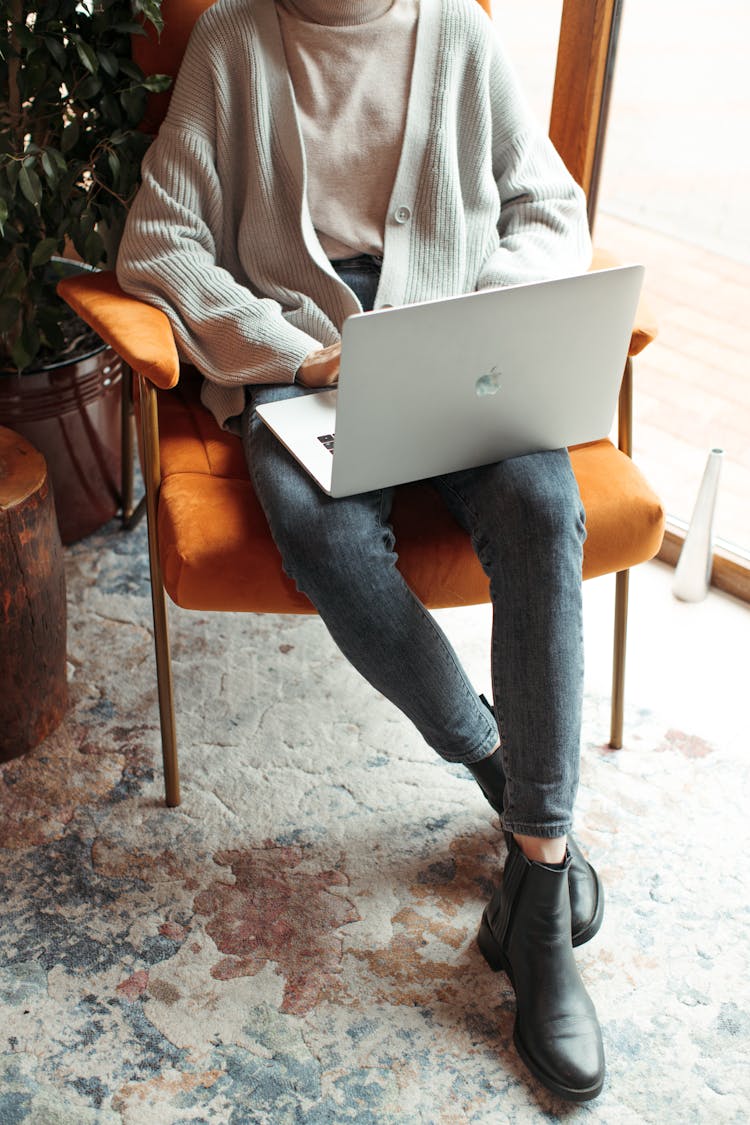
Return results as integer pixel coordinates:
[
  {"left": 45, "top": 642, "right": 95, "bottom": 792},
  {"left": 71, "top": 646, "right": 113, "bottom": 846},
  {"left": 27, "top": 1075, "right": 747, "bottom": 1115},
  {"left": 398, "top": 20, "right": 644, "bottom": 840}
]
[
  {"left": 441, "top": 726, "right": 499, "bottom": 767},
  {"left": 500, "top": 819, "right": 573, "bottom": 839}
]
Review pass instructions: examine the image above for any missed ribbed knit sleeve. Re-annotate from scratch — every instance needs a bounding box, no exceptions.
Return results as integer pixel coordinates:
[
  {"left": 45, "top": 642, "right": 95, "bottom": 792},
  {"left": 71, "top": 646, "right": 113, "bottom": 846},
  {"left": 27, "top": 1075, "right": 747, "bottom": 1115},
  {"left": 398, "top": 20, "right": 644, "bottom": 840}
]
[
  {"left": 115, "top": 11, "right": 321, "bottom": 388},
  {"left": 476, "top": 23, "right": 592, "bottom": 289}
]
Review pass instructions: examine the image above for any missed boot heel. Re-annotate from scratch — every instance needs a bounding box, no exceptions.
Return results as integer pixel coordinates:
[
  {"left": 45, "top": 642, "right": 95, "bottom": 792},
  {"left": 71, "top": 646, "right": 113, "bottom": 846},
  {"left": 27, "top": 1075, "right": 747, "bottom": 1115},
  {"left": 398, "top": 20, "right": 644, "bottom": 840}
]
[{"left": 477, "top": 912, "right": 511, "bottom": 976}]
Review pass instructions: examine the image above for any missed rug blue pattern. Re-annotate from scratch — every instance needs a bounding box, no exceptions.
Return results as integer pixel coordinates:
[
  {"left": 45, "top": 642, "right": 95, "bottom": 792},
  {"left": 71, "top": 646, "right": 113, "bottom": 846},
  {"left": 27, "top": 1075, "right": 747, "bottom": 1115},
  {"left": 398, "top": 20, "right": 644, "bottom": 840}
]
[{"left": 1, "top": 515, "right": 748, "bottom": 1123}]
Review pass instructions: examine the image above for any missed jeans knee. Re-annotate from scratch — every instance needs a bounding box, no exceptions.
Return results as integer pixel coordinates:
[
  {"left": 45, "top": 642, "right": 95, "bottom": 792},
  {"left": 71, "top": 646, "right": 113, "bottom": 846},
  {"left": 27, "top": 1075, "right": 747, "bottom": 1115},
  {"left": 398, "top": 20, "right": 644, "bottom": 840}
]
[
  {"left": 511, "top": 457, "right": 585, "bottom": 547},
  {"left": 531, "top": 484, "right": 585, "bottom": 547}
]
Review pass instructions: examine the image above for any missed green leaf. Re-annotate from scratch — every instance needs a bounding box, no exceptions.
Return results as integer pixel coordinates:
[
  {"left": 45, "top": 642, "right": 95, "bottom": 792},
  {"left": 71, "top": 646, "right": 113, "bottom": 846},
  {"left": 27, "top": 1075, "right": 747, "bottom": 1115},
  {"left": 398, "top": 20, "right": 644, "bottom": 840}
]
[
  {"left": 18, "top": 165, "right": 42, "bottom": 206},
  {"left": 119, "top": 60, "right": 144, "bottom": 81},
  {"left": 44, "top": 36, "right": 68, "bottom": 69},
  {"left": 141, "top": 73, "right": 172, "bottom": 93},
  {"left": 76, "top": 74, "right": 103, "bottom": 101},
  {"left": 83, "top": 229, "right": 105, "bottom": 266},
  {"left": 41, "top": 150, "right": 59, "bottom": 186},
  {"left": 30, "top": 238, "right": 60, "bottom": 268},
  {"left": 120, "top": 86, "right": 146, "bottom": 124},
  {"left": 61, "top": 118, "right": 81, "bottom": 153},
  {"left": 43, "top": 154, "right": 71, "bottom": 201},
  {"left": 100, "top": 93, "right": 123, "bottom": 125},
  {"left": 76, "top": 41, "right": 99, "bottom": 75},
  {"left": 49, "top": 148, "right": 68, "bottom": 172},
  {"left": 132, "top": 0, "right": 164, "bottom": 35},
  {"left": 78, "top": 210, "right": 95, "bottom": 240},
  {"left": 36, "top": 307, "right": 65, "bottom": 354},
  {"left": 0, "top": 299, "right": 20, "bottom": 334},
  {"left": 10, "top": 335, "right": 33, "bottom": 373},
  {"left": 106, "top": 150, "right": 121, "bottom": 182},
  {"left": 1, "top": 261, "right": 26, "bottom": 299},
  {"left": 11, "top": 320, "right": 41, "bottom": 372},
  {"left": 98, "top": 49, "right": 119, "bottom": 78},
  {"left": 0, "top": 197, "right": 7, "bottom": 237}
]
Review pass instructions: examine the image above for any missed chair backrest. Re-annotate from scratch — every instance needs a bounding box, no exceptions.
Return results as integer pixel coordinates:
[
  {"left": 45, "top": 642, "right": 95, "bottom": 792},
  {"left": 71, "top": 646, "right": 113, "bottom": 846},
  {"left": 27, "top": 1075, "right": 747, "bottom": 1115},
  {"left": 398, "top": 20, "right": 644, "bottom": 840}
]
[
  {"left": 549, "top": 0, "right": 621, "bottom": 208},
  {"left": 134, "top": 0, "right": 615, "bottom": 199},
  {"left": 134, "top": 0, "right": 215, "bottom": 133}
]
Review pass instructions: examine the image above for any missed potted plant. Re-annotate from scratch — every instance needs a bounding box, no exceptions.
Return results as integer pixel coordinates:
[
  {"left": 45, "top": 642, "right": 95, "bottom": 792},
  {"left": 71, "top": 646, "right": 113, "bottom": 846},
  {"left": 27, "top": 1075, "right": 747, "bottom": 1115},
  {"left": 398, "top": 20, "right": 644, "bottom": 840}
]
[{"left": 0, "top": 0, "right": 169, "bottom": 542}]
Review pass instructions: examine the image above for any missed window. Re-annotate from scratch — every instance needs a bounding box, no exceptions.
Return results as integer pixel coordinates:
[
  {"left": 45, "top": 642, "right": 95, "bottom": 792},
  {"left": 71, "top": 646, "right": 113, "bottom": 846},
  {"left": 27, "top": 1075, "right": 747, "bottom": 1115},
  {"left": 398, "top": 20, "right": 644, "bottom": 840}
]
[{"left": 495, "top": 0, "right": 750, "bottom": 593}]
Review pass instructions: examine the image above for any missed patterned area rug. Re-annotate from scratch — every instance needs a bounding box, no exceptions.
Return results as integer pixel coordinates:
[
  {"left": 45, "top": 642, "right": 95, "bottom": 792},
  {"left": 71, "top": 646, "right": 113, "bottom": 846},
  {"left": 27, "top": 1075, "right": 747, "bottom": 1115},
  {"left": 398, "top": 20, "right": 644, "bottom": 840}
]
[{"left": 1, "top": 516, "right": 747, "bottom": 1124}]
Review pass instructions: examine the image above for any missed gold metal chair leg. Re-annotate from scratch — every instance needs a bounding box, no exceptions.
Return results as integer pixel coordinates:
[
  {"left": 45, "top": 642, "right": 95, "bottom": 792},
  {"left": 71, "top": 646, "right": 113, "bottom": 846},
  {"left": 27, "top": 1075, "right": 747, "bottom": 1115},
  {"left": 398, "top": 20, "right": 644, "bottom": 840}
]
[
  {"left": 120, "top": 362, "right": 148, "bottom": 530},
  {"left": 609, "top": 353, "right": 634, "bottom": 749},
  {"left": 609, "top": 568, "right": 629, "bottom": 749},
  {"left": 120, "top": 362, "right": 135, "bottom": 526},
  {"left": 150, "top": 566, "right": 180, "bottom": 807},
  {"left": 139, "top": 375, "right": 181, "bottom": 807}
]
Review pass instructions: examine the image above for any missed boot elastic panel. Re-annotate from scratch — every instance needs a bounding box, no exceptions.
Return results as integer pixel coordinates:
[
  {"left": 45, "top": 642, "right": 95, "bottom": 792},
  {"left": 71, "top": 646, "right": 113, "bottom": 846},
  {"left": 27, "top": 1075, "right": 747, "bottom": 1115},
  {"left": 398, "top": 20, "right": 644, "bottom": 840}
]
[{"left": 466, "top": 750, "right": 505, "bottom": 816}]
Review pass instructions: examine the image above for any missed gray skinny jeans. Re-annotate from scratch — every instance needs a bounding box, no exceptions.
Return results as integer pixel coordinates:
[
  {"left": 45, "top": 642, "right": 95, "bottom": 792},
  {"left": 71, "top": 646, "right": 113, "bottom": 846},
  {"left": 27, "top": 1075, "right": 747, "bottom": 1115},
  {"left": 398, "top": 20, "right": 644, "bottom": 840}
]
[{"left": 241, "top": 257, "right": 586, "bottom": 837}]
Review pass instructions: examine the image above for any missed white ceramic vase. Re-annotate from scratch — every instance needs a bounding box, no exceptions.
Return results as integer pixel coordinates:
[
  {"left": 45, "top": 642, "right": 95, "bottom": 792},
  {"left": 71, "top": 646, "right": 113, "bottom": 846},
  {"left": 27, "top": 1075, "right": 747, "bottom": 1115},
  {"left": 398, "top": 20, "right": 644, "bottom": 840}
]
[{"left": 673, "top": 447, "right": 724, "bottom": 602}]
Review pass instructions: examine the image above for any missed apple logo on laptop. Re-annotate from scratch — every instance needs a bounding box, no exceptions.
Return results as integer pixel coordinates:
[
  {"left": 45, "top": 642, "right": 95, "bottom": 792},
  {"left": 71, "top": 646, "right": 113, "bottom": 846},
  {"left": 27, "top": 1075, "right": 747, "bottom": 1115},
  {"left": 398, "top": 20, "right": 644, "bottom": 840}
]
[{"left": 475, "top": 366, "right": 502, "bottom": 397}]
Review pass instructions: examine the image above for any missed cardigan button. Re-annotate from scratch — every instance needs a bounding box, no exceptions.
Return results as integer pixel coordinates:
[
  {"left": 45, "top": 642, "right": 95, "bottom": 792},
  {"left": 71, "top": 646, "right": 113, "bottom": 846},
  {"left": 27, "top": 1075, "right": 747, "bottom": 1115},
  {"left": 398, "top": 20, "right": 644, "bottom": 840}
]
[{"left": 394, "top": 205, "right": 411, "bottom": 224}]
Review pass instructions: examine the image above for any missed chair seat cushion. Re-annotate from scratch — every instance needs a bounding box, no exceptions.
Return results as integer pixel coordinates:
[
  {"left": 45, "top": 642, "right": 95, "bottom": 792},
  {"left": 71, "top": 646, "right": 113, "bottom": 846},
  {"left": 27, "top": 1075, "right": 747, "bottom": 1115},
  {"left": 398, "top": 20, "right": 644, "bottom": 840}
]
[{"left": 153, "top": 372, "right": 665, "bottom": 612}]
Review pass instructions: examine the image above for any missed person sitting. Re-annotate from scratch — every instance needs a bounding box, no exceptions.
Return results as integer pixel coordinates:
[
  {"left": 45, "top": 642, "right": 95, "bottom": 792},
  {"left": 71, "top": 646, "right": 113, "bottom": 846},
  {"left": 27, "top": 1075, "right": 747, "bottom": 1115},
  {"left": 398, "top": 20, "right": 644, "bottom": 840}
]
[{"left": 117, "top": 0, "right": 606, "bottom": 1101}]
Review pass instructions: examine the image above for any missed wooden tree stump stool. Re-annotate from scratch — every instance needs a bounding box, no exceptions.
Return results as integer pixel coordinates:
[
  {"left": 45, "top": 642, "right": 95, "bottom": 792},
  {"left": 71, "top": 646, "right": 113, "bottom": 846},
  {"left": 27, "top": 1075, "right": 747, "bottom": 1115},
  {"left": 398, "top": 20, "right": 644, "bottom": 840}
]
[{"left": 0, "top": 425, "right": 68, "bottom": 761}]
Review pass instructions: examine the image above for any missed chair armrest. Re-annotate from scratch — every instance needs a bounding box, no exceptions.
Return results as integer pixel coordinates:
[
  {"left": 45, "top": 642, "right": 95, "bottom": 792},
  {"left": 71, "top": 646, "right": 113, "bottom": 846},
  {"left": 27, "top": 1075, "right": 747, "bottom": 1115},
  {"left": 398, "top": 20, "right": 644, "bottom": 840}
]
[
  {"left": 590, "top": 248, "right": 658, "bottom": 357},
  {"left": 57, "top": 270, "right": 180, "bottom": 390}
]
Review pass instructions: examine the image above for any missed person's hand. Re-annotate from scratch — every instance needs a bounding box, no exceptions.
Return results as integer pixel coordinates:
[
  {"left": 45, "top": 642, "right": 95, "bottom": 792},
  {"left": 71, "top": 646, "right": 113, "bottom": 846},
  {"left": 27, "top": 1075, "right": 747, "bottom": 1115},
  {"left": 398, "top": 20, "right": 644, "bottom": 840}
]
[{"left": 296, "top": 342, "right": 341, "bottom": 387}]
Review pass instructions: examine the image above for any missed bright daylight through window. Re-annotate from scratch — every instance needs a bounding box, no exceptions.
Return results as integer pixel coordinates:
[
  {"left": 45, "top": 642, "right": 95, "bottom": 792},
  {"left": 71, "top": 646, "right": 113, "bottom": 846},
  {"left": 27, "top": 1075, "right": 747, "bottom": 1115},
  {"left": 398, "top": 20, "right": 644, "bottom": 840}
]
[{"left": 495, "top": 0, "right": 750, "bottom": 577}]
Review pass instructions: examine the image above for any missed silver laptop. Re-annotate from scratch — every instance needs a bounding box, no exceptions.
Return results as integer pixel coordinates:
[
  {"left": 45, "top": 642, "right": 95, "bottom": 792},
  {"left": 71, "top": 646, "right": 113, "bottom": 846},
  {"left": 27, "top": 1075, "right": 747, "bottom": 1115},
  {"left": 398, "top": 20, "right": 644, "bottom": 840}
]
[{"left": 256, "top": 265, "right": 644, "bottom": 497}]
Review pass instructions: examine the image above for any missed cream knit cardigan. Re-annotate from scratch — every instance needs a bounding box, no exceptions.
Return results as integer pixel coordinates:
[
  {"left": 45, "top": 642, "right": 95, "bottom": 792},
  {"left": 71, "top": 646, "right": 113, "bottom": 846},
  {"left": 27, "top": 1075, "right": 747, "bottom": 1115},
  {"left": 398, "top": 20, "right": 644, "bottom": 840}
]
[{"left": 116, "top": 0, "right": 592, "bottom": 430}]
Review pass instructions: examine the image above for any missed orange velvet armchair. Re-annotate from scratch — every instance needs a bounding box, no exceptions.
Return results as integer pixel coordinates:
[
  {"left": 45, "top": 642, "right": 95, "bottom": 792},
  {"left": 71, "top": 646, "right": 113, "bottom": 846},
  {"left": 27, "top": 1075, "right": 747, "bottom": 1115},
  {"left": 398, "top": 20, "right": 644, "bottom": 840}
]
[{"left": 59, "top": 0, "right": 665, "bottom": 807}]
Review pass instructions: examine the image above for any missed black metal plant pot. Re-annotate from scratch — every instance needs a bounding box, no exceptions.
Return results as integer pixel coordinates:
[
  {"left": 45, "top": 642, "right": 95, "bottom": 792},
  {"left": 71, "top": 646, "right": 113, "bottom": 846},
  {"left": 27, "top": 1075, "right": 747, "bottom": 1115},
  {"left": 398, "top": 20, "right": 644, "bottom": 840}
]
[{"left": 0, "top": 348, "right": 122, "bottom": 545}]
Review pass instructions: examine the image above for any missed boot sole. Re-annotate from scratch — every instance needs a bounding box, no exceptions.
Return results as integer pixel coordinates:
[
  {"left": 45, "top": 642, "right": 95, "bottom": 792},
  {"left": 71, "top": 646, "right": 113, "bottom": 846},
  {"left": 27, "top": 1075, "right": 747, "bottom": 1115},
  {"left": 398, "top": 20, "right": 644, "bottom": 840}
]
[
  {"left": 512, "top": 1023, "right": 605, "bottom": 1103},
  {"left": 477, "top": 913, "right": 605, "bottom": 1103}
]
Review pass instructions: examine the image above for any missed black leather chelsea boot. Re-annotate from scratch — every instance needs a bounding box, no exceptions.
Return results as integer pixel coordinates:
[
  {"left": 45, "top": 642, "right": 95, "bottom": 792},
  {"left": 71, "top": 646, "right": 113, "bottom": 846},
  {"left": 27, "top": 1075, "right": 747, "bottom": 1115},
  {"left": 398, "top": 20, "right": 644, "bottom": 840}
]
[{"left": 478, "top": 838, "right": 605, "bottom": 1102}]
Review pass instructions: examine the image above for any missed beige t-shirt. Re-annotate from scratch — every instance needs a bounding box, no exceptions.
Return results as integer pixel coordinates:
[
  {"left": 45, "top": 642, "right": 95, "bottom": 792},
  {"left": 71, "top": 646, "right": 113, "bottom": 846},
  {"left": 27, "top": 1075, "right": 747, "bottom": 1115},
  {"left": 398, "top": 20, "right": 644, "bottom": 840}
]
[{"left": 276, "top": 0, "right": 419, "bottom": 259}]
